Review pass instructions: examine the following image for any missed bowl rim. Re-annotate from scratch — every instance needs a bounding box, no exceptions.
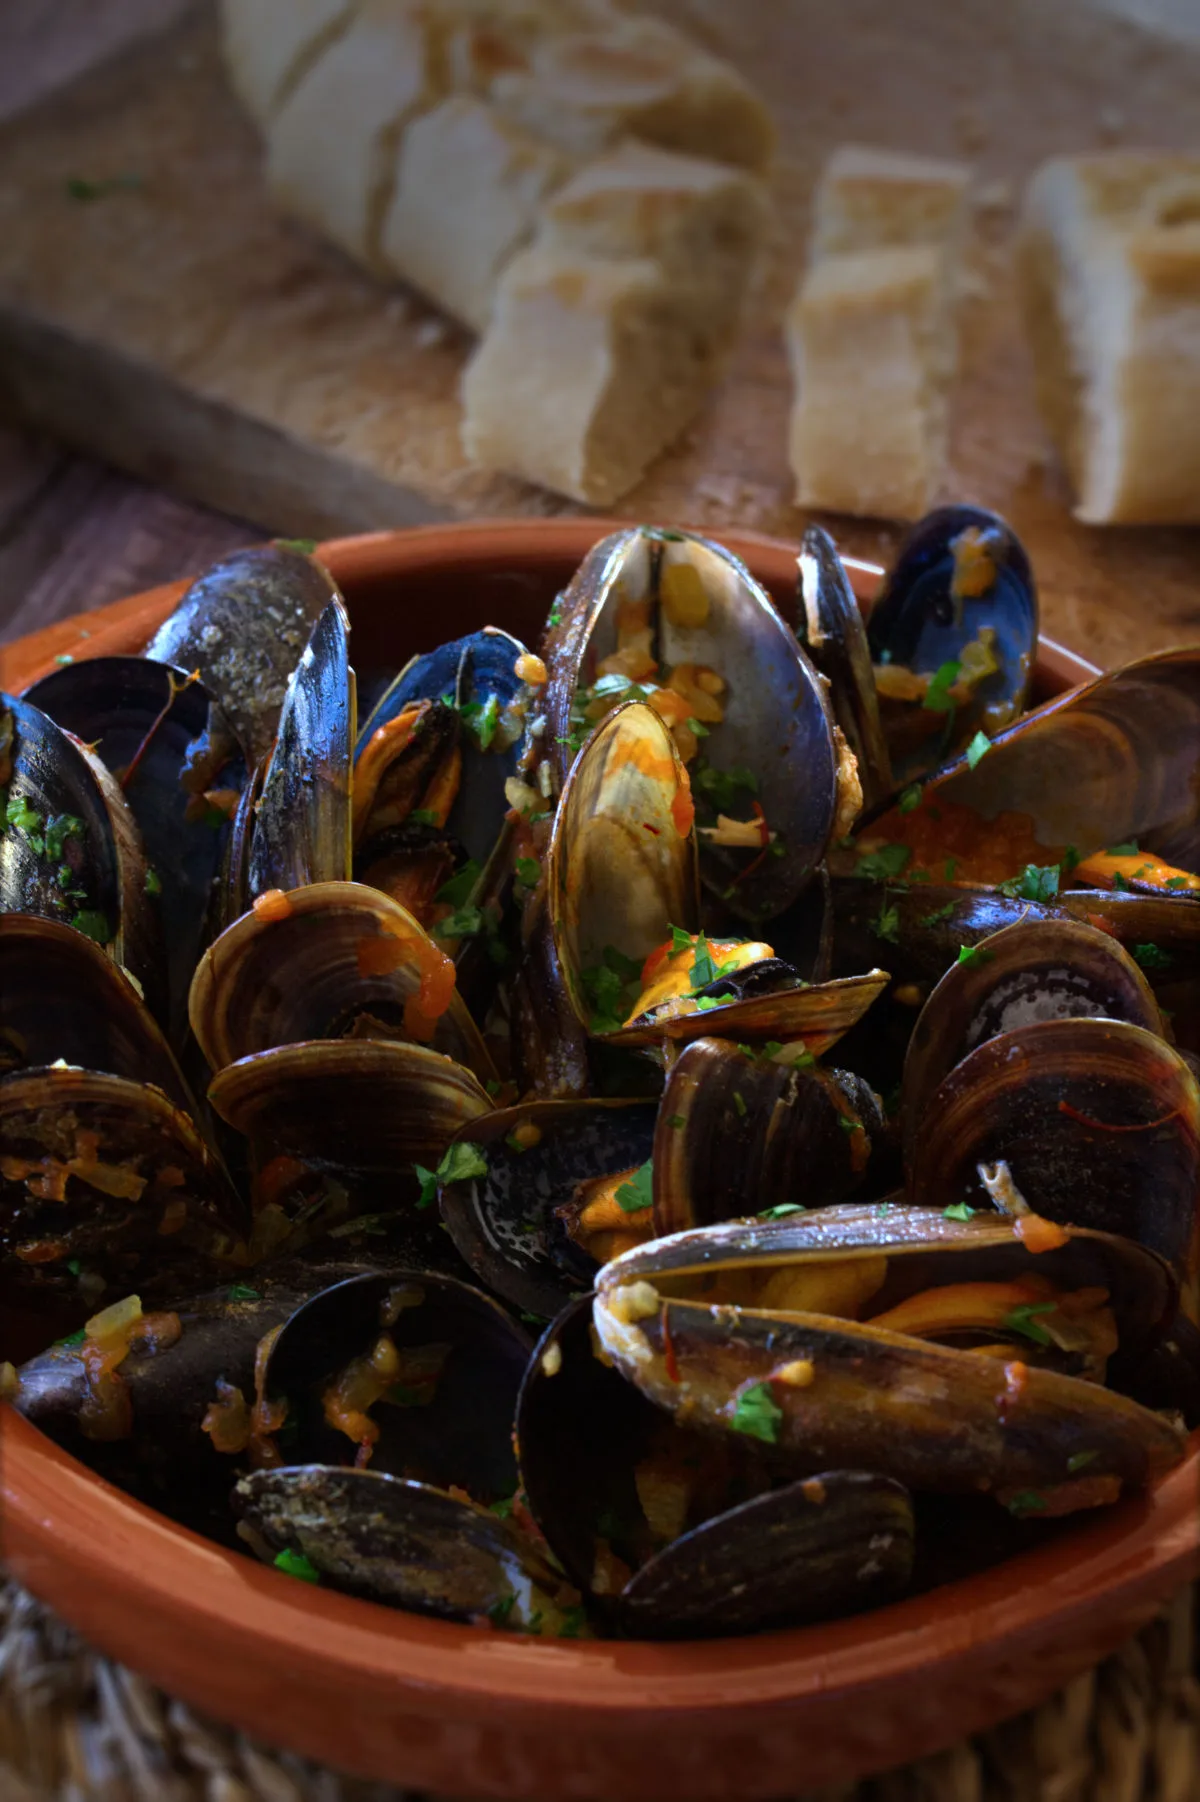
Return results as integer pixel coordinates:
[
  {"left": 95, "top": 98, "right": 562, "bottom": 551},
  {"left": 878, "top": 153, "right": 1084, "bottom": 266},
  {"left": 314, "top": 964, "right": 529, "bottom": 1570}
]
[{"left": 1, "top": 517, "right": 1192, "bottom": 1767}]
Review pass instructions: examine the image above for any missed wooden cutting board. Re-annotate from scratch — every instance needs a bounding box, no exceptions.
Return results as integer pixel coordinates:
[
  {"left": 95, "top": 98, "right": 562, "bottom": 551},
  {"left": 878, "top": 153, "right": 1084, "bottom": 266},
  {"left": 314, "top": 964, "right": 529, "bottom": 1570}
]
[{"left": 1, "top": 0, "right": 1199, "bottom": 670}]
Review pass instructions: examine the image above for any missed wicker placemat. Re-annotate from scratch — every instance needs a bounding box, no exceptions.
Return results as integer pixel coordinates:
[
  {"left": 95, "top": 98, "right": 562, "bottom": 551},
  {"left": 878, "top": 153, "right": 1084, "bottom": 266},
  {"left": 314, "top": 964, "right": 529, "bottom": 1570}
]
[{"left": 1, "top": 1577, "right": 1196, "bottom": 1802}]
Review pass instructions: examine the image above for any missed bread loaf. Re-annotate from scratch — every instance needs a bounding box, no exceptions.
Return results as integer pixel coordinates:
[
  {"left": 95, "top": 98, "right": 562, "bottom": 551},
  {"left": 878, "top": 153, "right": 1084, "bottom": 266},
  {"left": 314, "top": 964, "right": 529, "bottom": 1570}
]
[
  {"left": 810, "top": 143, "right": 972, "bottom": 260},
  {"left": 462, "top": 249, "right": 725, "bottom": 504},
  {"left": 1018, "top": 150, "right": 1200, "bottom": 524},
  {"left": 218, "top": 0, "right": 357, "bottom": 124},
  {"left": 381, "top": 98, "right": 568, "bottom": 331},
  {"left": 788, "top": 246, "right": 953, "bottom": 521},
  {"left": 266, "top": 0, "right": 444, "bottom": 266}
]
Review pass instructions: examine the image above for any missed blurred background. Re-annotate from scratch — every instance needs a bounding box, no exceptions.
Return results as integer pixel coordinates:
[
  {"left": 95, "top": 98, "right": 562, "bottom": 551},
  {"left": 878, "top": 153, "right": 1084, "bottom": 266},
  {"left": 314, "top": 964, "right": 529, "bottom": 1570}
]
[{"left": 1, "top": 0, "right": 1198, "bottom": 662}]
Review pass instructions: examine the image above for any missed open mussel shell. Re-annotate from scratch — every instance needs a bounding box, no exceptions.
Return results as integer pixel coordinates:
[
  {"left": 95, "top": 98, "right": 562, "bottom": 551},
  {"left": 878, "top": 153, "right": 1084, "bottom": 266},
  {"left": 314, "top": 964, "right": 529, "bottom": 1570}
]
[
  {"left": 0, "top": 693, "right": 163, "bottom": 1014},
  {"left": 260, "top": 1270, "right": 529, "bottom": 1494},
  {"left": 235, "top": 1467, "right": 578, "bottom": 1630},
  {"left": 23, "top": 656, "right": 247, "bottom": 1050},
  {"left": 547, "top": 699, "right": 697, "bottom": 1033},
  {"left": 0, "top": 914, "right": 193, "bottom": 1110},
  {"left": 652, "top": 1037, "right": 881, "bottom": 1236},
  {"left": 593, "top": 1206, "right": 1185, "bottom": 1507},
  {"left": 901, "top": 920, "right": 1164, "bottom": 1165},
  {"left": 614, "top": 968, "right": 891, "bottom": 1061},
  {"left": 907, "top": 1018, "right": 1200, "bottom": 1281},
  {"left": 189, "top": 882, "right": 495, "bottom": 1083},
  {"left": 545, "top": 527, "right": 845, "bottom": 921},
  {"left": 517, "top": 1298, "right": 913, "bottom": 1638},
  {"left": 1057, "top": 890, "right": 1200, "bottom": 1057},
  {"left": 359, "top": 627, "right": 536, "bottom": 868},
  {"left": 208, "top": 1040, "right": 493, "bottom": 1196},
  {"left": 864, "top": 648, "right": 1200, "bottom": 881},
  {"left": 0, "top": 1068, "right": 244, "bottom": 1301},
  {"left": 866, "top": 505, "right": 1038, "bottom": 779},
  {"left": 439, "top": 1100, "right": 657, "bottom": 1318},
  {"left": 144, "top": 543, "right": 340, "bottom": 769},
  {"left": 508, "top": 905, "right": 592, "bottom": 1101},
  {"left": 248, "top": 598, "right": 356, "bottom": 897},
  {"left": 796, "top": 526, "right": 892, "bottom": 811}
]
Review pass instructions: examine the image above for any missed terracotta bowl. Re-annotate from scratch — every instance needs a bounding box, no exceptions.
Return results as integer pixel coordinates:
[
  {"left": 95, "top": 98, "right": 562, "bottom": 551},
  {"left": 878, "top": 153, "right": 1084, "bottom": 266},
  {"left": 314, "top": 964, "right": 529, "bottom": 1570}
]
[{"left": 1, "top": 519, "right": 1196, "bottom": 1802}]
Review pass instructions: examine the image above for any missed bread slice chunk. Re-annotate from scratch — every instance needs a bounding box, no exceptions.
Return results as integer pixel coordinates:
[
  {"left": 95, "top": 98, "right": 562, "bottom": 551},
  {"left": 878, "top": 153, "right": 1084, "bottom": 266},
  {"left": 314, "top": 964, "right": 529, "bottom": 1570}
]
[
  {"left": 1018, "top": 150, "right": 1200, "bottom": 524},
  {"left": 266, "top": 0, "right": 444, "bottom": 267},
  {"left": 810, "top": 143, "right": 972, "bottom": 259},
  {"left": 461, "top": 248, "right": 730, "bottom": 504},
  {"left": 380, "top": 98, "right": 569, "bottom": 332},
  {"left": 538, "top": 139, "right": 769, "bottom": 306},
  {"left": 490, "top": 15, "right": 774, "bottom": 169},
  {"left": 787, "top": 246, "right": 953, "bottom": 521},
  {"left": 219, "top": 0, "right": 358, "bottom": 125}
]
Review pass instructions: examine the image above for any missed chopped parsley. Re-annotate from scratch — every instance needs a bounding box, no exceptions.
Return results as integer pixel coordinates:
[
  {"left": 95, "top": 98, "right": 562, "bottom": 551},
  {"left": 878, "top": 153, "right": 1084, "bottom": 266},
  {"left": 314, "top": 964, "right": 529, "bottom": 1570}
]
[
  {"left": 1133, "top": 943, "right": 1172, "bottom": 971},
  {"left": 70, "top": 910, "right": 112, "bottom": 944},
  {"left": 581, "top": 945, "right": 643, "bottom": 1033},
  {"left": 54, "top": 653, "right": 73, "bottom": 665},
  {"left": 898, "top": 784, "right": 922, "bottom": 814},
  {"left": 873, "top": 898, "right": 901, "bottom": 944},
  {"left": 855, "top": 843, "right": 911, "bottom": 882},
  {"left": 273, "top": 537, "right": 318, "bottom": 554},
  {"left": 1113, "top": 872, "right": 1131, "bottom": 891},
  {"left": 435, "top": 860, "right": 482, "bottom": 908},
  {"left": 55, "top": 1328, "right": 87, "bottom": 1348},
  {"left": 692, "top": 757, "right": 757, "bottom": 816},
  {"left": 557, "top": 1605, "right": 588, "bottom": 1639},
  {"left": 732, "top": 1091, "right": 747, "bottom": 1117},
  {"left": 460, "top": 693, "right": 501, "bottom": 750},
  {"left": 1005, "top": 1491, "right": 1047, "bottom": 1518},
  {"left": 408, "top": 809, "right": 440, "bottom": 826},
  {"left": 5, "top": 794, "right": 44, "bottom": 848},
  {"left": 956, "top": 943, "right": 993, "bottom": 969},
  {"left": 922, "top": 660, "right": 961, "bottom": 715},
  {"left": 44, "top": 814, "right": 85, "bottom": 860},
  {"left": 489, "top": 1495, "right": 516, "bottom": 1519},
  {"left": 488, "top": 1594, "right": 516, "bottom": 1627},
  {"left": 670, "top": 923, "right": 694, "bottom": 955},
  {"left": 943, "top": 1202, "right": 976, "bottom": 1221},
  {"left": 614, "top": 1159, "right": 653, "bottom": 1213},
  {"left": 433, "top": 904, "right": 484, "bottom": 940},
  {"left": 144, "top": 868, "right": 162, "bottom": 898},
  {"left": 1106, "top": 841, "right": 1139, "bottom": 856},
  {"left": 1068, "top": 1450, "right": 1099, "bottom": 1473},
  {"left": 964, "top": 730, "right": 991, "bottom": 769},
  {"left": 759, "top": 1203, "right": 806, "bottom": 1219},
  {"left": 226, "top": 1284, "right": 260, "bottom": 1302},
  {"left": 273, "top": 1548, "right": 321, "bottom": 1583},
  {"left": 998, "top": 863, "right": 1061, "bottom": 902},
  {"left": 65, "top": 172, "right": 143, "bottom": 202},
  {"left": 686, "top": 717, "right": 710, "bottom": 738},
  {"left": 547, "top": 603, "right": 563, "bottom": 628},
  {"left": 943, "top": 857, "right": 959, "bottom": 882},
  {"left": 66, "top": 1258, "right": 82, "bottom": 1276},
  {"left": 665, "top": 1114, "right": 685, "bottom": 1129},
  {"left": 729, "top": 1381, "right": 782, "bottom": 1444},
  {"left": 415, "top": 1140, "right": 488, "bottom": 1207},
  {"left": 1002, "top": 1301, "right": 1058, "bottom": 1347},
  {"left": 515, "top": 857, "right": 540, "bottom": 888},
  {"left": 919, "top": 903, "right": 957, "bottom": 927}
]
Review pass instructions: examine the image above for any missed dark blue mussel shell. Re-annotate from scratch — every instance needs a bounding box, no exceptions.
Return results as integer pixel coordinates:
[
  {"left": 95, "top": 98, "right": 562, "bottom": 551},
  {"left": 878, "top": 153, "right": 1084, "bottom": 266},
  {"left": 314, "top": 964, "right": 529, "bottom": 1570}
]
[
  {"left": 357, "top": 628, "right": 533, "bottom": 867},
  {"left": 867, "top": 506, "right": 1038, "bottom": 782}
]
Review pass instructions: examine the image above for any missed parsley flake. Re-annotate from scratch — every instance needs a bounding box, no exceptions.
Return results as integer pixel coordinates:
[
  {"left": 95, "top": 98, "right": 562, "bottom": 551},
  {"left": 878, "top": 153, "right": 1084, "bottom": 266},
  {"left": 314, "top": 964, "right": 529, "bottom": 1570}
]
[
  {"left": 898, "top": 784, "right": 922, "bottom": 814},
  {"left": 919, "top": 903, "right": 957, "bottom": 927},
  {"left": 943, "top": 1202, "right": 976, "bottom": 1221},
  {"left": 226, "top": 1283, "right": 260, "bottom": 1301},
  {"left": 1106, "top": 841, "right": 1139, "bottom": 856},
  {"left": 733, "top": 1091, "right": 747, "bottom": 1117},
  {"left": 435, "top": 860, "right": 482, "bottom": 908},
  {"left": 1068, "top": 1450, "right": 1098, "bottom": 1473},
  {"left": 730, "top": 1381, "right": 782, "bottom": 1444},
  {"left": 273, "top": 537, "right": 318, "bottom": 554},
  {"left": 1133, "top": 943, "right": 1172, "bottom": 971},
  {"left": 873, "top": 898, "right": 901, "bottom": 944},
  {"left": 997, "top": 863, "right": 1061, "bottom": 903},
  {"left": 1005, "top": 1490, "right": 1047, "bottom": 1517},
  {"left": 1002, "top": 1301, "right": 1058, "bottom": 1347},
  {"left": 415, "top": 1141, "right": 488, "bottom": 1207},
  {"left": 758, "top": 1203, "right": 806, "bottom": 1219},
  {"left": 964, "top": 730, "right": 991, "bottom": 769},
  {"left": 614, "top": 1159, "right": 653, "bottom": 1213},
  {"left": 956, "top": 943, "right": 994, "bottom": 969},
  {"left": 515, "top": 856, "right": 540, "bottom": 888},
  {"left": 274, "top": 1548, "right": 321, "bottom": 1583},
  {"left": 856, "top": 843, "right": 911, "bottom": 882},
  {"left": 922, "top": 660, "right": 961, "bottom": 715}
]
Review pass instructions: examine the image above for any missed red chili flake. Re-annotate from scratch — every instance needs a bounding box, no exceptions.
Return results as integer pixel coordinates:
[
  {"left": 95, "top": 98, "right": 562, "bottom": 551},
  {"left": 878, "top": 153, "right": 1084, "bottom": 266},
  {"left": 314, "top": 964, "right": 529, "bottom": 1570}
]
[
  {"left": 660, "top": 1303, "right": 681, "bottom": 1384},
  {"left": 642, "top": 822, "right": 661, "bottom": 836},
  {"left": 1058, "top": 1100, "right": 1183, "bottom": 1134},
  {"left": 733, "top": 804, "right": 773, "bottom": 888}
]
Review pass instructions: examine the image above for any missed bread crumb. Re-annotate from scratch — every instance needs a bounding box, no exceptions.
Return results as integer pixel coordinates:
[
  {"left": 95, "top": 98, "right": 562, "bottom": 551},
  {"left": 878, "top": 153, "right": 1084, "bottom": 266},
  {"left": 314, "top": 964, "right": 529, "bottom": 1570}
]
[{"left": 415, "top": 316, "right": 448, "bottom": 348}]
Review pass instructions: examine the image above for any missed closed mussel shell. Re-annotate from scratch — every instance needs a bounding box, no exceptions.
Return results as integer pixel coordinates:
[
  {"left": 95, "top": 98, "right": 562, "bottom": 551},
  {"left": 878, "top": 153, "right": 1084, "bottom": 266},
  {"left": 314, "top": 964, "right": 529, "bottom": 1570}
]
[
  {"left": 235, "top": 1466, "right": 580, "bottom": 1631},
  {"left": 901, "top": 920, "right": 1165, "bottom": 1164},
  {"left": 796, "top": 525, "right": 892, "bottom": 810},
  {"left": 144, "top": 543, "right": 339, "bottom": 770},
  {"left": 248, "top": 599, "right": 356, "bottom": 898}
]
